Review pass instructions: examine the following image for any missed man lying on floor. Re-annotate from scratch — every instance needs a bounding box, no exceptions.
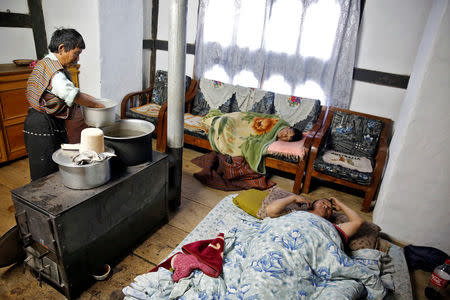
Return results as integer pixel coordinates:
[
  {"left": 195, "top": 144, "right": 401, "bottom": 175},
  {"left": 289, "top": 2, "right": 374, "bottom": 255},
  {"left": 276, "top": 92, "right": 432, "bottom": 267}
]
[
  {"left": 265, "top": 195, "right": 364, "bottom": 246},
  {"left": 123, "top": 193, "right": 389, "bottom": 300}
]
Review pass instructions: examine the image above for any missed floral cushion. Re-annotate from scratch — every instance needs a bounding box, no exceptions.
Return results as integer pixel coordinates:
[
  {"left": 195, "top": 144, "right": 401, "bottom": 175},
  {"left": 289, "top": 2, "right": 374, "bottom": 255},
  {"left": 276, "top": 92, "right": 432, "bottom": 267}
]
[
  {"left": 151, "top": 70, "right": 192, "bottom": 105},
  {"left": 329, "top": 111, "right": 383, "bottom": 157},
  {"left": 184, "top": 113, "right": 206, "bottom": 132}
]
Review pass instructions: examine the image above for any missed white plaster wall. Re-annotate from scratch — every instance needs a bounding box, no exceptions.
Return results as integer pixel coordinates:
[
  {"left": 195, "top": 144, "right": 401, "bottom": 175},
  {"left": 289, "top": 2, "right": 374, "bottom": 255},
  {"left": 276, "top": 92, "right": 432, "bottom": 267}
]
[
  {"left": 42, "top": 0, "right": 102, "bottom": 97},
  {"left": 373, "top": 0, "right": 450, "bottom": 253},
  {"left": 1, "top": 0, "right": 142, "bottom": 111},
  {"left": 351, "top": 0, "right": 433, "bottom": 121},
  {"left": 0, "top": 0, "right": 35, "bottom": 62},
  {"left": 350, "top": 82, "right": 406, "bottom": 121},
  {"left": 98, "top": 0, "right": 143, "bottom": 109}
]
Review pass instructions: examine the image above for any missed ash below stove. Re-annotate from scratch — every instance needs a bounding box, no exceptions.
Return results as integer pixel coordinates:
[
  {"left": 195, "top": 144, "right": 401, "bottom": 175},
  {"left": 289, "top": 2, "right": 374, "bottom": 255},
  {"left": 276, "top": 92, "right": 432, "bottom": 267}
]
[{"left": 11, "top": 151, "right": 169, "bottom": 299}]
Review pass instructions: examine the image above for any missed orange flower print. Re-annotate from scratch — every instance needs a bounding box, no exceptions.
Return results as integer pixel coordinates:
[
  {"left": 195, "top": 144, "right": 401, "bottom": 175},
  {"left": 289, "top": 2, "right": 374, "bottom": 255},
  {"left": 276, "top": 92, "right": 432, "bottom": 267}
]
[{"left": 252, "top": 117, "right": 278, "bottom": 135}]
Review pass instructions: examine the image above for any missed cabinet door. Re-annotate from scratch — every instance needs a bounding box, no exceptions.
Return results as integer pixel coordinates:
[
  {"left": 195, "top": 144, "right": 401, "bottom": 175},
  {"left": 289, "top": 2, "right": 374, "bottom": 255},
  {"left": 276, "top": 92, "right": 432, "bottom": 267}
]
[
  {"left": 0, "top": 89, "right": 28, "bottom": 160},
  {"left": 0, "top": 89, "right": 29, "bottom": 121}
]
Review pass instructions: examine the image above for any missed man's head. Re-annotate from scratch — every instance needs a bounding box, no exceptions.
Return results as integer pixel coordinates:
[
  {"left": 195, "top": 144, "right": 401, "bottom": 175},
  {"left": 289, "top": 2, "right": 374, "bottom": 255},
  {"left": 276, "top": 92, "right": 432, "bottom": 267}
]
[
  {"left": 48, "top": 28, "right": 85, "bottom": 66},
  {"left": 309, "top": 198, "right": 333, "bottom": 220},
  {"left": 277, "top": 127, "right": 302, "bottom": 142}
]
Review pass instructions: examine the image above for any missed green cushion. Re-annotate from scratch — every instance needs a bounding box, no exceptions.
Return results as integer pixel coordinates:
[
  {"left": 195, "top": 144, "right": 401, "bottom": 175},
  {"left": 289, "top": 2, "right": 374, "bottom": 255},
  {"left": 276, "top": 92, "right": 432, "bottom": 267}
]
[{"left": 233, "top": 189, "right": 269, "bottom": 218}]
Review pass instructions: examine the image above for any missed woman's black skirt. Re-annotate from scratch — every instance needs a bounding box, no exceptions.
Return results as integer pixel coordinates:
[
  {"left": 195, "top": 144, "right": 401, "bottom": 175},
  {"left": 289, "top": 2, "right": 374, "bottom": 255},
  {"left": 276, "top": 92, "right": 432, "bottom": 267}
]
[{"left": 23, "top": 108, "right": 68, "bottom": 181}]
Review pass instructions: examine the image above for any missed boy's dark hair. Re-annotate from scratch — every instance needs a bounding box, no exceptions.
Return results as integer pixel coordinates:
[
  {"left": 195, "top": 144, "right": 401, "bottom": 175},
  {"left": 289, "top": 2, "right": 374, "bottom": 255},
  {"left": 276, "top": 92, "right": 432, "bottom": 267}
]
[
  {"left": 290, "top": 127, "right": 303, "bottom": 142},
  {"left": 48, "top": 28, "right": 85, "bottom": 53}
]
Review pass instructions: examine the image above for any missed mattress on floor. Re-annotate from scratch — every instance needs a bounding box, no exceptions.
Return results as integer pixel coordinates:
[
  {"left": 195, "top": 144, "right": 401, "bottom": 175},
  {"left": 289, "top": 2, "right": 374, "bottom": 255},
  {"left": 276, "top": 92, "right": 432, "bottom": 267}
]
[{"left": 131, "top": 194, "right": 413, "bottom": 299}]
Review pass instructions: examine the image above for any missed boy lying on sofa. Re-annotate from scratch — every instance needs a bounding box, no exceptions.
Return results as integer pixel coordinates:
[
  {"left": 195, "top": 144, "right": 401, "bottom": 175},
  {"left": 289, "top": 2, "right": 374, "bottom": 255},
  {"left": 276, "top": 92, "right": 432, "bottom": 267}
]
[{"left": 202, "top": 110, "right": 302, "bottom": 174}]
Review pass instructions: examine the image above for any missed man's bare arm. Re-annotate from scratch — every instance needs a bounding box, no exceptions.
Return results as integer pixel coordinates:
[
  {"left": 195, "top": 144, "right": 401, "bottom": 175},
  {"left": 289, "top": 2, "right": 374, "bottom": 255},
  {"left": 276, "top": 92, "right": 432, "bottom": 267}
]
[
  {"left": 266, "top": 195, "right": 310, "bottom": 218},
  {"left": 330, "top": 197, "right": 364, "bottom": 238}
]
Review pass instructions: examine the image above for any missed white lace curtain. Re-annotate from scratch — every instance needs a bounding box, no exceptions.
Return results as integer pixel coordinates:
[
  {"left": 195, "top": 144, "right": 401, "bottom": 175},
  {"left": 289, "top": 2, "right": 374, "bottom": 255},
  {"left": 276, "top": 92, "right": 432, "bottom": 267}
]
[{"left": 194, "top": 0, "right": 360, "bottom": 108}]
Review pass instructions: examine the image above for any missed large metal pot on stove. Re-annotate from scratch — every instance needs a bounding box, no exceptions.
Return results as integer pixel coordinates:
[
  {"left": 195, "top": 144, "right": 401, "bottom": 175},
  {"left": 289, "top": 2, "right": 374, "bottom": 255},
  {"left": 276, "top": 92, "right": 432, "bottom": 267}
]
[{"left": 101, "top": 119, "right": 155, "bottom": 166}]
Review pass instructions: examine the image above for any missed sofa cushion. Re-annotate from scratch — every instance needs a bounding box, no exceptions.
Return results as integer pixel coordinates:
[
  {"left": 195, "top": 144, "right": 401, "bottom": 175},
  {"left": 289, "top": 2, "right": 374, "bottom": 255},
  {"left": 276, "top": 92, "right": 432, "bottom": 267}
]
[
  {"left": 249, "top": 91, "right": 275, "bottom": 115},
  {"left": 273, "top": 94, "right": 322, "bottom": 133},
  {"left": 329, "top": 111, "right": 383, "bottom": 157},
  {"left": 191, "top": 87, "right": 234, "bottom": 116},
  {"left": 266, "top": 139, "right": 306, "bottom": 161},
  {"left": 151, "top": 70, "right": 192, "bottom": 105},
  {"left": 313, "top": 152, "right": 374, "bottom": 185},
  {"left": 184, "top": 113, "right": 206, "bottom": 132},
  {"left": 126, "top": 110, "right": 158, "bottom": 126},
  {"left": 322, "top": 150, "right": 373, "bottom": 173}
]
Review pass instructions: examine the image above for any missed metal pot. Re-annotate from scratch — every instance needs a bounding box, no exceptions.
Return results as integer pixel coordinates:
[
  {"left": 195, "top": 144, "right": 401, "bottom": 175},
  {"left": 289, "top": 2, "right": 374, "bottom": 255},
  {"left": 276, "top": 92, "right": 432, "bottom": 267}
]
[
  {"left": 52, "top": 148, "right": 114, "bottom": 189},
  {"left": 82, "top": 98, "right": 117, "bottom": 128},
  {"left": 101, "top": 119, "right": 155, "bottom": 166}
]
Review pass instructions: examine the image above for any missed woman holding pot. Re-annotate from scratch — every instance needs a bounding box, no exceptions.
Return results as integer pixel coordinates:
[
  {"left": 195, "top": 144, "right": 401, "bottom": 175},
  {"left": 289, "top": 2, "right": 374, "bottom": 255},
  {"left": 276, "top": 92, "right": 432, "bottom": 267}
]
[{"left": 24, "top": 28, "right": 104, "bottom": 181}]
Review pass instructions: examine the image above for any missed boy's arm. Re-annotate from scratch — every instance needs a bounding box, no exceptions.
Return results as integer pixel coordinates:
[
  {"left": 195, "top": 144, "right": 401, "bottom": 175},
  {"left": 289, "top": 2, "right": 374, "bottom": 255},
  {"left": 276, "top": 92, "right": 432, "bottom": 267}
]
[
  {"left": 266, "top": 195, "right": 310, "bottom": 218},
  {"left": 330, "top": 197, "right": 364, "bottom": 238}
]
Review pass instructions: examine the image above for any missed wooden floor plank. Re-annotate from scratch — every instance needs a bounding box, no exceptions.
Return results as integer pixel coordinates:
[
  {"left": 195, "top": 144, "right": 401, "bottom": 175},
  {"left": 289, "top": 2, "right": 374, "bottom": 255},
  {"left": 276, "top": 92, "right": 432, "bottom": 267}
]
[
  {"left": 168, "top": 198, "right": 211, "bottom": 233},
  {"left": 133, "top": 224, "right": 188, "bottom": 264}
]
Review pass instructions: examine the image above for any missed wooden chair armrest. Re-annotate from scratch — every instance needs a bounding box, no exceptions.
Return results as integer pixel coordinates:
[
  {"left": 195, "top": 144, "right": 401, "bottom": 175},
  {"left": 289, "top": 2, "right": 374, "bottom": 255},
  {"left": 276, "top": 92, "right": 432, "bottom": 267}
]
[
  {"left": 156, "top": 102, "right": 168, "bottom": 152},
  {"left": 371, "top": 118, "right": 393, "bottom": 182},
  {"left": 308, "top": 107, "right": 333, "bottom": 157},
  {"left": 120, "top": 85, "right": 154, "bottom": 118},
  {"left": 303, "top": 106, "right": 328, "bottom": 150}
]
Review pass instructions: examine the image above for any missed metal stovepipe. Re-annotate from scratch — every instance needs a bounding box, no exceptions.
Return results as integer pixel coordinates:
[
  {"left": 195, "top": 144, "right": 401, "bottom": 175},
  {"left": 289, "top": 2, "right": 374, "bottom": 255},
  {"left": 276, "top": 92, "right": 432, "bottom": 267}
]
[{"left": 167, "top": 0, "right": 187, "bottom": 209}]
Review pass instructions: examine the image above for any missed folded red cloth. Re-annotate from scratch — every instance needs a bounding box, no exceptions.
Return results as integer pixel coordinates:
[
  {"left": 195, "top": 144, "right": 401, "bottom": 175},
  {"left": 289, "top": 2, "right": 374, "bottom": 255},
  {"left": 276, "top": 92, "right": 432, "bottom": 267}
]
[{"left": 149, "top": 233, "right": 225, "bottom": 282}]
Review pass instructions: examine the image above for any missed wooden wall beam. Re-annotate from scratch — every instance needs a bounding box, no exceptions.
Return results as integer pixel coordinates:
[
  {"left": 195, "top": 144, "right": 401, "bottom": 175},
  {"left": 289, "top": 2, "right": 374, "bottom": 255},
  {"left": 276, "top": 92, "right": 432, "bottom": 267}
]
[
  {"left": 0, "top": 12, "right": 32, "bottom": 28},
  {"left": 149, "top": 0, "right": 159, "bottom": 87},
  {"left": 28, "top": 0, "right": 48, "bottom": 59},
  {"left": 353, "top": 68, "right": 409, "bottom": 89},
  {"left": 144, "top": 39, "right": 195, "bottom": 55}
]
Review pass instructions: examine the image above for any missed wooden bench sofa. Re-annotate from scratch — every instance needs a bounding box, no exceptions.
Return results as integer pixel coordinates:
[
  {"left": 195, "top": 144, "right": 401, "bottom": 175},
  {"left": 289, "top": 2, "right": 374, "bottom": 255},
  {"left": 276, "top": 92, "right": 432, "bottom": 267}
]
[{"left": 121, "top": 73, "right": 326, "bottom": 194}]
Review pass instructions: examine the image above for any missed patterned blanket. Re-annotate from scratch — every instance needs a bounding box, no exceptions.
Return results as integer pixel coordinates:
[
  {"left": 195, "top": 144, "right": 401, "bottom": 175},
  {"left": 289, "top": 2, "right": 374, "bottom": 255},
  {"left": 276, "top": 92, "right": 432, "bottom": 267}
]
[
  {"left": 203, "top": 110, "right": 289, "bottom": 174},
  {"left": 123, "top": 209, "right": 390, "bottom": 300}
]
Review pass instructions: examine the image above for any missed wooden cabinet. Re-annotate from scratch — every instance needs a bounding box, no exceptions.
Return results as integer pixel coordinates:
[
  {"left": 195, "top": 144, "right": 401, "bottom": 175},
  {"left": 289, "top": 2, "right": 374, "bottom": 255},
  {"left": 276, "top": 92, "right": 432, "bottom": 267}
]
[{"left": 0, "top": 63, "right": 79, "bottom": 163}]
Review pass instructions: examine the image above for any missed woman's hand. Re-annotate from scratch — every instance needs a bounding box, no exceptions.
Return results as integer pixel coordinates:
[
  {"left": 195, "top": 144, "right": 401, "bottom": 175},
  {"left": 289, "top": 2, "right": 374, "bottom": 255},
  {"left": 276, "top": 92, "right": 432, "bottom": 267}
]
[
  {"left": 91, "top": 101, "right": 105, "bottom": 108},
  {"left": 75, "top": 92, "right": 105, "bottom": 108}
]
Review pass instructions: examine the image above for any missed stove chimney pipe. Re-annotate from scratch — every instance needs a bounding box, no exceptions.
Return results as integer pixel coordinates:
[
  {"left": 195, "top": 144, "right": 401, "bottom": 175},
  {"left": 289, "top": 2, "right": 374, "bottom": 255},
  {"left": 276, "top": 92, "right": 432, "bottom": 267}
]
[{"left": 167, "top": 0, "right": 187, "bottom": 209}]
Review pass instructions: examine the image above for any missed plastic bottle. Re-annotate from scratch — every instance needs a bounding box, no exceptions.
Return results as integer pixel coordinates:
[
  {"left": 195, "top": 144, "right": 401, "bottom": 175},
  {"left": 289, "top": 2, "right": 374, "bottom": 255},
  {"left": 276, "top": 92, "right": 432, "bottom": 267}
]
[{"left": 424, "top": 258, "right": 450, "bottom": 299}]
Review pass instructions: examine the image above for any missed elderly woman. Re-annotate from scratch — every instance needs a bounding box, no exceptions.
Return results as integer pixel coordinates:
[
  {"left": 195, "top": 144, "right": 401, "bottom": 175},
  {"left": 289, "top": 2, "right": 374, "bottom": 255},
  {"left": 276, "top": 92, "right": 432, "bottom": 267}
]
[{"left": 24, "top": 28, "right": 104, "bottom": 181}]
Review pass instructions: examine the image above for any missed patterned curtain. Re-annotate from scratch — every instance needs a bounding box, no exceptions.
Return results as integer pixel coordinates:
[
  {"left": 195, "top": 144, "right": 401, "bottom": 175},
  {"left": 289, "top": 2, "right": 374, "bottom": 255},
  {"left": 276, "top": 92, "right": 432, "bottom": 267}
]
[{"left": 194, "top": 0, "right": 360, "bottom": 108}]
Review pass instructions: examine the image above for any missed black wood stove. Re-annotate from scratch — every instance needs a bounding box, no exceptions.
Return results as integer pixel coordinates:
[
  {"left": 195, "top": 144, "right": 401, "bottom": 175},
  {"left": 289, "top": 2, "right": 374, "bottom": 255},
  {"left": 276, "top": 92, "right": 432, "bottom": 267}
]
[{"left": 11, "top": 151, "right": 169, "bottom": 299}]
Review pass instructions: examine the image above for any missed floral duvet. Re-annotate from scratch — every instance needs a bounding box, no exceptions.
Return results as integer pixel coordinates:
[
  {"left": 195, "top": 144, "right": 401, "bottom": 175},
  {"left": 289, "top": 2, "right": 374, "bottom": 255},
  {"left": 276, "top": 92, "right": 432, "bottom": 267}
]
[{"left": 123, "top": 199, "right": 394, "bottom": 300}]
